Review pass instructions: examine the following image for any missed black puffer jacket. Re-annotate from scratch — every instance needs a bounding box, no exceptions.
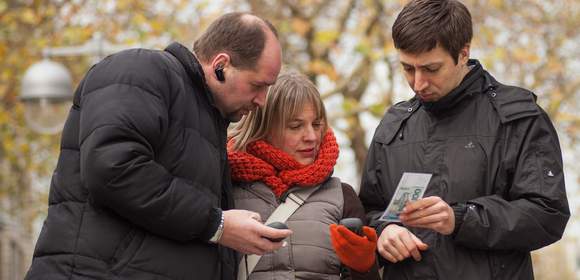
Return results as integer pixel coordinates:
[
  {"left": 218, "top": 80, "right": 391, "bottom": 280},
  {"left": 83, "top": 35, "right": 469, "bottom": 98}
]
[
  {"left": 360, "top": 60, "right": 569, "bottom": 280},
  {"left": 26, "top": 42, "right": 237, "bottom": 280}
]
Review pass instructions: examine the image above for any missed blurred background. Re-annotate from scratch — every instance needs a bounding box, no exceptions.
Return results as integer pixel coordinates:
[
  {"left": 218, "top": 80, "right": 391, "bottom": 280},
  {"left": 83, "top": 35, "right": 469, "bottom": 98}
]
[{"left": 0, "top": 0, "right": 578, "bottom": 279}]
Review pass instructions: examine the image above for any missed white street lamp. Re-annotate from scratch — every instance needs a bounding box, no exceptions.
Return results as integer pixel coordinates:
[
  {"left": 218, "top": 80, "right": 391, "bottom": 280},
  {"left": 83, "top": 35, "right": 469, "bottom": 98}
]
[
  {"left": 20, "top": 32, "right": 138, "bottom": 134},
  {"left": 20, "top": 59, "right": 73, "bottom": 134}
]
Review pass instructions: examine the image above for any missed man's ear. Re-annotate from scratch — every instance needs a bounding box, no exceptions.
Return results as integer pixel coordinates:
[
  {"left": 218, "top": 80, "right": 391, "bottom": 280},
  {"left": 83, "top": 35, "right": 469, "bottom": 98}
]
[
  {"left": 211, "top": 53, "right": 230, "bottom": 69},
  {"left": 211, "top": 53, "right": 230, "bottom": 82},
  {"left": 459, "top": 43, "right": 471, "bottom": 64}
]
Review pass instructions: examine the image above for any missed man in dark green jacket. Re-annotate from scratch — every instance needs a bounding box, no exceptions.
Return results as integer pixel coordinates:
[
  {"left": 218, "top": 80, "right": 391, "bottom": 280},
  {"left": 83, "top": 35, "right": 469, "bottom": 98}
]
[
  {"left": 360, "top": 1, "right": 570, "bottom": 279},
  {"left": 26, "top": 12, "right": 291, "bottom": 280}
]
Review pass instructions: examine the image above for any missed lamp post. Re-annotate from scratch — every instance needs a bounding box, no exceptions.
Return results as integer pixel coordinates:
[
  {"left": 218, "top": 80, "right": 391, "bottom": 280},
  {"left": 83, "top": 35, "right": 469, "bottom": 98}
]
[
  {"left": 20, "top": 32, "right": 137, "bottom": 134},
  {"left": 20, "top": 59, "right": 73, "bottom": 134}
]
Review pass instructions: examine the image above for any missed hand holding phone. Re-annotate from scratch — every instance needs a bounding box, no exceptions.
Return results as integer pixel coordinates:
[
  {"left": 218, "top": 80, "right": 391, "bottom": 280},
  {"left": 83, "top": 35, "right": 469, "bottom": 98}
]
[
  {"left": 265, "top": 222, "right": 289, "bottom": 242},
  {"left": 339, "top": 218, "right": 363, "bottom": 236}
]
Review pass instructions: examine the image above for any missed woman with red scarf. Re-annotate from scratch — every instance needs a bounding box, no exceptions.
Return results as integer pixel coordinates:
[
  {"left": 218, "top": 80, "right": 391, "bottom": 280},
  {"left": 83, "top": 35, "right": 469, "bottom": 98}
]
[{"left": 228, "top": 71, "right": 380, "bottom": 280}]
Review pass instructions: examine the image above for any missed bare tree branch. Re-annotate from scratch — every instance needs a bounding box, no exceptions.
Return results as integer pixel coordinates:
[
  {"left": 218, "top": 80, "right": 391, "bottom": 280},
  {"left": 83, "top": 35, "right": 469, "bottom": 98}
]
[{"left": 320, "top": 0, "right": 356, "bottom": 61}]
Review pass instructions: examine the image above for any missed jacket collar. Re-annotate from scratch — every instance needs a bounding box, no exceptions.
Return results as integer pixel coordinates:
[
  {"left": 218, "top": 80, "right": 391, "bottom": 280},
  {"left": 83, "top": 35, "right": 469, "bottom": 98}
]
[
  {"left": 421, "top": 59, "right": 484, "bottom": 114},
  {"left": 164, "top": 42, "right": 217, "bottom": 106}
]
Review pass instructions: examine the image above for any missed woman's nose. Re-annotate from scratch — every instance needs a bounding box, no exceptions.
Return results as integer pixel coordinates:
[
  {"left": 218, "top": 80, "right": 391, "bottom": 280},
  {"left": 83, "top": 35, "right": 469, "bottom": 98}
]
[{"left": 303, "top": 126, "right": 317, "bottom": 141}]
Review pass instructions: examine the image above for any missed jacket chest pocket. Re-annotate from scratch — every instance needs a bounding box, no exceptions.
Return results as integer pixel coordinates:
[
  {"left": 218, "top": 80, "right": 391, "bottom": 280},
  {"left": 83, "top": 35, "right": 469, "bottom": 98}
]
[{"left": 443, "top": 137, "right": 488, "bottom": 201}]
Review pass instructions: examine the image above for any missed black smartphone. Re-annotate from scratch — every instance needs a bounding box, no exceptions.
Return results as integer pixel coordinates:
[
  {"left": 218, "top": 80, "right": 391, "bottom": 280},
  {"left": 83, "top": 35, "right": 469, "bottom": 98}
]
[
  {"left": 265, "top": 222, "right": 288, "bottom": 242},
  {"left": 339, "top": 218, "right": 363, "bottom": 236}
]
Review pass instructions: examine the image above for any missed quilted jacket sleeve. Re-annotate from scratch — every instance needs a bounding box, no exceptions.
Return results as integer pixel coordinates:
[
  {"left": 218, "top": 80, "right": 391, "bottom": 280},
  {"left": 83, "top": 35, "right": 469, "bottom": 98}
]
[{"left": 79, "top": 56, "right": 221, "bottom": 242}]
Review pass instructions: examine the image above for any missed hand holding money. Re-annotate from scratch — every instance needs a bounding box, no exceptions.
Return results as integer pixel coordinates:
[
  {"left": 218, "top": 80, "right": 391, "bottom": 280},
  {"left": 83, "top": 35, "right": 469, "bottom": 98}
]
[
  {"left": 399, "top": 196, "right": 455, "bottom": 235},
  {"left": 380, "top": 173, "right": 432, "bottom": 222}
]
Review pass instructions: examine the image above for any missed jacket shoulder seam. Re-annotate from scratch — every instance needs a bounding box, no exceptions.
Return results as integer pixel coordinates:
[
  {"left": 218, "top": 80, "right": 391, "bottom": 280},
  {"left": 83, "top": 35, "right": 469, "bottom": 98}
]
[{"left": 487, "top": 85, "right": 540, "bottom": 124}]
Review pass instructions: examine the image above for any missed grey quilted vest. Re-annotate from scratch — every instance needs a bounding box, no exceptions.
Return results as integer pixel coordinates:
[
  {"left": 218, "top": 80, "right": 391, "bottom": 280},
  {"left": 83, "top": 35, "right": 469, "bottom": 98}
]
[{"left": 233, "top": 177, "right": 344, "bottom": 280}]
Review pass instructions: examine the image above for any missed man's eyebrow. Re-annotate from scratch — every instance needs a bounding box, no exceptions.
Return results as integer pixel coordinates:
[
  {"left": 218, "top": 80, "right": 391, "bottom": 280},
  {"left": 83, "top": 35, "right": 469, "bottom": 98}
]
[
  {"left": 420, "top": 62, "right": 443, "bottom": 68},
  {"left": 254, "top": 79, "right": 276, "bottom": 86},
  {"left": 400, "top": 62, "right": 443, "bottom": 68}
]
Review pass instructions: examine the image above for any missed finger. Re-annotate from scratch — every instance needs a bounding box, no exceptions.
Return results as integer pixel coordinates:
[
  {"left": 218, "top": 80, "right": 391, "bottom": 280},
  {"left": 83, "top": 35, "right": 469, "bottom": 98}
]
[
  {"left": 400, "top": 232, "right": 421, "bottom": 261},
  {"left": 378, "top": 241, "right": 398, "bottom": 263},
  {"left": 241, "top": 234, "right": 269, "bottom": 255},
  {"left": 243, "top": 243, "right": 267, "bottom": 255},
  {"left": 403, "top": 200, "right": 451, "bottom": 224},
  {"left": 378, "top": 246, "right": 398, "bottom": 263},
  {"left": 404, "top": 212, "right": 450, "bottom": 228},
  {"left": 329, "top": 224, "right": 339, "bottom": 238},
  {"left": 403, "top": 196, "right": 440, "bottom": 213},
  {"left": 251, "top": 246, "right": 267, "bottom": 255},
  {"left": 411, "top": 233, "right": 429, "bottom": 251},
  {"left": 403, "top": 213, "right": 443, "bottom": 227},
  {"left": 383, "top": 241, "right": 405, "bottom": 262},
  {"left": 330, "top": 224, "right": 339, "bottom": 232},
  {"left": 262, "top": 238, "right": 286, "bottom": 251},
  {"left": 257, "top": 223, "right": 293, "bottom": 240},
  {"left": 387, "top": 236, "right": 410, "bottom": 261},
  {"left": 362, "top": 226, "right": 378, "bottom": 242},
  {"left": 401, "top": 202, "right": 443, "bottom": 221},
  {"left": 253, "top": 235, "right": 285, "bottom": 254},
  {"left": 335, "top": 225, "right": 367, "bottom": 245}
]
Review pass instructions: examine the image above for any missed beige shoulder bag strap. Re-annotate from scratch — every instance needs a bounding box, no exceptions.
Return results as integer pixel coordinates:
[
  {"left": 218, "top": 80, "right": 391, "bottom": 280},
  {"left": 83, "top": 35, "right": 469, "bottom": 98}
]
[{"left": 237, "top": 186, "right": 320, "bottom": 280}]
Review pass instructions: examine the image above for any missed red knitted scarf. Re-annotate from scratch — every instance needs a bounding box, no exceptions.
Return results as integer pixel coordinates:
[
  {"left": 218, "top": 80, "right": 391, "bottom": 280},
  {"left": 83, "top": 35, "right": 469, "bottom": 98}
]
[{"left": 228, "top": 130, "right": 339, "bottom": 197}]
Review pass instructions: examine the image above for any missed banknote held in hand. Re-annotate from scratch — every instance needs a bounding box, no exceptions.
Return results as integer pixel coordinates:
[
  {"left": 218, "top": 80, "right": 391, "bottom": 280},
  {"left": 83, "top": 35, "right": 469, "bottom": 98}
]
[{"left": 379, "top": 172, "right": 432, "bottom": 222}]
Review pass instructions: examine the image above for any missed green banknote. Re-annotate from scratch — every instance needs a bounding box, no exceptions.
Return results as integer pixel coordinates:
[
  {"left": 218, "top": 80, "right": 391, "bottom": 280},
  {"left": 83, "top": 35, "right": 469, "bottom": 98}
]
[{"left": 379, "top": 172, "right": 432, "bottom": 222}]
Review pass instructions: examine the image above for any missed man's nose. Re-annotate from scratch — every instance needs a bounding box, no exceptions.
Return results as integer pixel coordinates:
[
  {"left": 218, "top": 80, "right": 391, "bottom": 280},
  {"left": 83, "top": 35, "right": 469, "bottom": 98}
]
[
  {"left": 253, "top": 90, "right": 267, "bottom": 107},
  {"left": 413, "top": 71, "right": 428, "bottom": 92}
]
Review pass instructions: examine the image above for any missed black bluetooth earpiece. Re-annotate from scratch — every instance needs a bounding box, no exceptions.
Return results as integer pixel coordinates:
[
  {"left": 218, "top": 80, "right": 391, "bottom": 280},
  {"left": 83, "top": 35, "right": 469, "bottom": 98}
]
[{"left": 214, "top": 65, "right": 225, "bottom": 82}]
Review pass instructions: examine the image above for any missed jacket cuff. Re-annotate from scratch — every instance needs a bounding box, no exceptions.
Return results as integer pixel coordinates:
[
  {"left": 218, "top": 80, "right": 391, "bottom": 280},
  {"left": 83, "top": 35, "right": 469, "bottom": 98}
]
[
  {"left": 451, "top": 203, "right": 468, "bottom": 237},
  {"left": 200, "top": 207, "right": 222, "bottom": 242}
]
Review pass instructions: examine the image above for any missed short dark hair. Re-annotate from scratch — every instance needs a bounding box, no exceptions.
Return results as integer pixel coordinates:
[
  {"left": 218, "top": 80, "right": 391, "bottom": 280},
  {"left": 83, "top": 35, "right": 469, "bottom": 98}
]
[
  {"left": 392, "top": 0, "right": 472, "bottom": 64},
  {"left": 193, "top": 12, "right": 278, "bottom": 69}
]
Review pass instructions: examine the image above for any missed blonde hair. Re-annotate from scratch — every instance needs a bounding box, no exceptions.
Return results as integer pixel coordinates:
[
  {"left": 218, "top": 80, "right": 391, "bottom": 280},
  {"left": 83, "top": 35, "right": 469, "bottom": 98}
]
[{"left": 229, "top": 70, "right": 328, "bottom": 151}]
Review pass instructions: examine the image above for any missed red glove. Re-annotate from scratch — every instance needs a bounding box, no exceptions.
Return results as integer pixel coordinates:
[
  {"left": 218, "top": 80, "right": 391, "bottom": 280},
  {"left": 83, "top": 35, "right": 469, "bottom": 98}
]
[{"left": 329, "top": 224, "right": 377, "bottom": 273}]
